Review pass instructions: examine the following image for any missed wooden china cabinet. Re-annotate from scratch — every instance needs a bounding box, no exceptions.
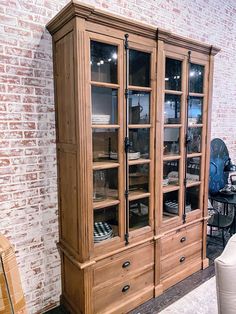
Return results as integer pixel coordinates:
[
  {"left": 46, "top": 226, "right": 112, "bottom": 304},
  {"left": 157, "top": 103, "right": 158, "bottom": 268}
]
[{"left": 47, "top": 2, "right": 219, "bottom": 313}]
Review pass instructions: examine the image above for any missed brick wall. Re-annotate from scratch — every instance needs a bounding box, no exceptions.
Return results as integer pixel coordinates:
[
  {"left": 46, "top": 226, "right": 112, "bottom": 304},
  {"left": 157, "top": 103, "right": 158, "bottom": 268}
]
[{"left": 0, "top": 0, "right": 235, "bottom": 313}]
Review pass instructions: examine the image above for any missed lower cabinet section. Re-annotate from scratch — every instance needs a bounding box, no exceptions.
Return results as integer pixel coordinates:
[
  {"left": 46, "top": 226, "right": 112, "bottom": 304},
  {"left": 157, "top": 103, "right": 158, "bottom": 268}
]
[{"left": 61, "top": 222, "right": 205, "bottom": 314}]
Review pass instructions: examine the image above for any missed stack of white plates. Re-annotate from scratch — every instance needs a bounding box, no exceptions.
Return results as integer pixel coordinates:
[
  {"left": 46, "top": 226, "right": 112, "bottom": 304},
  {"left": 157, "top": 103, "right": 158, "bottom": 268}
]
[
  {"left": 92, "top": 114, "right": 111, "bottom": 125},
  {"left": 94, "top": 222, "right": 113, "bottom": 243}
]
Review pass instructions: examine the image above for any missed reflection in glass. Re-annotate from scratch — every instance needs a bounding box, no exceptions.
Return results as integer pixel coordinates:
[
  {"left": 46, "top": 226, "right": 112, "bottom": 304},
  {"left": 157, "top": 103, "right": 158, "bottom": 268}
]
[
  {"left": 91, "top": 41, "right": 118, "bottom": 83},
  {"left": 129, "top": 91, "right": 150, "bottom": 124},
  {"left": 189, "top": 63, "right": 204, "bottom": 93},
  {"left": 129, "top": 197, "right": 149, "bottom": 230},
  {"left": 92, "top": 86, "right": 117, "bottom": 125},
  {"left": 165, "top": 58, "right": 182, "bottom": 91},
  {"left": 129, "top": 128, "right": 149, "bottom": 159},
  {"left": 129, "top": 164, "right": 149, "bottom": 192},
  {"left": 164, "top": 128, "right": 180, "bottom": 155},
  {"left": 164, "top": 94, "right": 181, "bottom": 124},
  {"left": 187, "top": 157, "right": 201, "bottom": 183},
  {"left": 94, "top": 205, "right": 118, "bottom": 243},
  {"left": 187, "top": 127, "right": 202, "bottom": 154},
  {"left": 186, "top": 185, "right": 200, "bottom": 211},
  {"left": 163, "top": 160, "right": 179, "bottom": 186},
  {"left": 129, "top": 49, "right": 150, "bottom": 87},
  {"left": 92, "top": 129, "right": 118, "bottom": 162},
  {"left": 163, "top": 190, "right": 179, "bottom": 219},
  {"left": 188, "top": 97, "right": 203, "bottom": 125},
  {"left": 93, "top": 168, "right": 118, "bottom": 202}
]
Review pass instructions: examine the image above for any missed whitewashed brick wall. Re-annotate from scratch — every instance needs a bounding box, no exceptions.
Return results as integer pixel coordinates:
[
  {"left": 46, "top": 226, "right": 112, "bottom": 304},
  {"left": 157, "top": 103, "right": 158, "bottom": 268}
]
[{"left": 0, "top": 0, "right": 235, "bottom": 313}]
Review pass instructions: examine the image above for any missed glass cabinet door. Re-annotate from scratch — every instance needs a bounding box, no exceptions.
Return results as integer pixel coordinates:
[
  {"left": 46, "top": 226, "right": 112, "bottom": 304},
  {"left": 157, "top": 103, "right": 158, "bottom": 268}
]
[
  {"left": 185, "top": 61, "right": 205, "bottom": 216},
  {"left": 128, "top": 47, "right": 154, "bottom": 232},
  {"left": 90, "top": 37, "right": 122, "bottom": 246},
  {"left": 162, "top": 57, "right": 183, "bottom": 222}
]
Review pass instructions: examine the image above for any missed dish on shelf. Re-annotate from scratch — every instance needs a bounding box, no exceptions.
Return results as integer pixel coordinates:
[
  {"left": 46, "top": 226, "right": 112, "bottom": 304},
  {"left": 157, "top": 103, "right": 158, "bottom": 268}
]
[
  {"left": 164, "top": 200, "right": 191, "bottom": 214},
  {"left": 94, "top": 222, "right": 113, "bottom": 243},
  {"left": 110, "top": 151, "right": 140, "bottom": 160},
  {"left": 92, "top": 114, "right": 111, "bottom": 125}
]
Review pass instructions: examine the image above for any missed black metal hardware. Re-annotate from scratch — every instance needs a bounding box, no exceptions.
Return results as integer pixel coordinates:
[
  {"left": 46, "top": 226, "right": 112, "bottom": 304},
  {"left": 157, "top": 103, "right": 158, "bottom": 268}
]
[
  {"left": 122, "top": 285, "right": 130, "bottom": 293},
  {"left": 122, "top": 261, "right": 131, "bottom": 268},
  {"left": 180, "top": 236, "right": 186, "bottom": 243},
  {"left": 124, "top": 33, "right": 130, "bottom": 245},
  {"left": 180, "top": 256, "right": 185, "bottom": 263}
]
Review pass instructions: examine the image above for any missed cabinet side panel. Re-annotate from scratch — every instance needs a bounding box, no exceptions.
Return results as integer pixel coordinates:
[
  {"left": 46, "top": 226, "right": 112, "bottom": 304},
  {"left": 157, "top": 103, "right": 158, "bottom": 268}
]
[
  {"left": 55, "top": 31, "right": 76, "bottom": 144},
  {"left": 63, "top": 254, "right": 84, "bottom": 313},
  {"left": 59, "top": 150, "right": 79, "bottom": 254}
]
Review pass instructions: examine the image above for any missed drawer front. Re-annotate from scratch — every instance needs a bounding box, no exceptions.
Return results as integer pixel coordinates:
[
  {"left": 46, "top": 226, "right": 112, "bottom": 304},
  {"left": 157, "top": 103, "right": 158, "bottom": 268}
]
[
  {"left": 161, "top": 222, "right": 202, "bottom": 258},
  {"left": 94, "top": 269, "right": 153, "bottom": 314},
  {"left": 94, "top": 243, "right": 154, "bottom": 288},
  {"left": 161, "top": 241, "right": 202, "bottom": 279}
]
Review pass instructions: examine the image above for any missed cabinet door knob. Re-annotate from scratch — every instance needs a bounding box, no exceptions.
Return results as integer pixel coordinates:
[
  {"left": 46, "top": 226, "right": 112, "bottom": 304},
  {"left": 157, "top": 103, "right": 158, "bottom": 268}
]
[
  {"left": 122, "top": 285, "right": 130, "bottom": 293},
  {"left": 122, "top": 261, "right": 131, "bottom": 268},
  {"left": 180, "top": 237, "right": 186, "bottom": 243},
  {"left": 180, "top": 256, "right": 185, "bottom": 263}
]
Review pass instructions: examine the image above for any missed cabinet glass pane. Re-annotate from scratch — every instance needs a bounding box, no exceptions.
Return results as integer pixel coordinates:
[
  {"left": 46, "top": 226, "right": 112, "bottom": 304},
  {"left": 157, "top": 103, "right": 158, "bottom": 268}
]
[
  {"left": 129, "top": 164, "right": 149, "bottom": 193},
  {"left": 94, "top": 205, "right": 118, "bottom": 243},
  {"left": 186, "top": 185, "right": 200, "bottom": 212},
  {"left": 163, "top": 190, "right": 179, "bottom": 220},
  {"left": 92, "top": 86, "right": 118, "bottom": 125},
  {"left": 187, "top": 157, "right": 201, "bottom": 183},
  {"left": 129, "top": 128, "right": 149, "bottom": 159},
  {"left": 92, "top": 128, "right": 118, "bottom": 162},
  {"left": 188, "top": 97, "right": 203, "bottom": 125},
  {"left": 93, "top": 168, "right": 118, "bottom": 202},
  {"left": 129, "top": 197, "right": 149, "bottom": 230},
  {"left": 164, "top": 128, "right": 180, "bottom": 156},
  {"left": 165, "top": 58, "right": 182, "bottom": 91},
  {"left": 129, "top": 91, "right": 150, "bottom": 124},
  {"left": 163, "top": 160, "right": 179, "bottom": 186},
  {"left": 90, "top": 41, "right": 118, "bottom": 83},
  {"left": 189, "top": 63, "right": 204, "bottom": 93},
  {"left": 164, "top": 94, "right": 181, "bottom": 124},
  {"left": 129, "top": 49, "right": 150, "bottom": 87},
  {"left": 187, "top": 127, "right": 202, "bottom": 154}
]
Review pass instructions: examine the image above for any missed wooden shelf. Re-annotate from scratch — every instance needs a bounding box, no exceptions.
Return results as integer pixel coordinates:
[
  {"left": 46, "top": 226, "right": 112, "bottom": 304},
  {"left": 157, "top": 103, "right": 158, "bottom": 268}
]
[
  {"left": 163, "top": 185, "right": 180, "bottom": 193},
  {"left": 164, "top": 89, "right": 183, "bottom": 95},
  {"left": 189, "top": 92, "right": 205, "bottom": 97},
  {"left": 186, "top": 181, "right": 201, "bottom": 188},
  {"left": 163, "top": 155, "right": 181, "bottom": 161},
  {"left": 129, "top": 124, "right": 151, "bottom": 128},
  {"left": 187, "top": 153, "right": 202, "bottom": 158},
  {"left": 93, "top": 161, "right": 119, "bottom": 170},
  {"left": 128, "top": 158, "right": 151, "bottom": 166},
  {"left": 129, "top": 190, "right": 150, "bottom": 201},
  {"left": 92, "top": 124, "right": 120, "bottom": 129},
  {"left": 93, "top": 197, "right": 119, "bottom": 210},
  {"left": 90, "top": 81, "right": 119, "bottom": 89},
  {"left": 164, "top": 124, "right": 182, "bottom": 128},
  {"left": 162, "top": 212, "right": 179, "bottom": 221},
  {"left": 128, "top": 85, "right": 152, "bottom": 92}
]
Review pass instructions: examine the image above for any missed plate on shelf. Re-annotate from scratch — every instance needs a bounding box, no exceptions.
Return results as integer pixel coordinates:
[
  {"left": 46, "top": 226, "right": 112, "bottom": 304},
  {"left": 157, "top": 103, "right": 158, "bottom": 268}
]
[
  {"left": 92, "top": 114, "right": 111, "bottom": 125},
  {"left": 110, "top": 151, "right": 140, "bottom": 160}
]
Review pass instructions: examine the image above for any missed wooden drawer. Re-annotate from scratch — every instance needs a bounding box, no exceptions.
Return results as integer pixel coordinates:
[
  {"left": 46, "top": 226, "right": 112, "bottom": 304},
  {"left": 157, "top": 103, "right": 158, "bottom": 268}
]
[
  {"left": 161, "top": 241, "right": 202, "bottom": 279},
  {"left": 161, "top": 222, "right": 202, "bottom": 258},
  {"left": 94, "top": 242, "right": 154, "bottom": 289},
  {"left": 94, "top": 268, "right": 154, "bottom": 314}
]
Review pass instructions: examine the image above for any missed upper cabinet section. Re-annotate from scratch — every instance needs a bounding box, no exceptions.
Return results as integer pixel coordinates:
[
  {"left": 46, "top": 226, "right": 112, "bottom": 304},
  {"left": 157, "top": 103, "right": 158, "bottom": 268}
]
[
  {"left": 129, "top": 50, "right": 150, "bottom": 87},
  {"left": 189, "top": 63, "right": 204, "bottom": 94},
  {"left": 165, "top": 58, "right": 182, "bottom": 91}
]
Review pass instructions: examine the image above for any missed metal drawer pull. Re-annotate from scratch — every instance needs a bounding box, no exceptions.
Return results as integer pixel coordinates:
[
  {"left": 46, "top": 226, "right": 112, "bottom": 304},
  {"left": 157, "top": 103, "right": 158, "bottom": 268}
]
[
  {"left": 122, "top": 285, "right": 130, "bottom": 293},
  {"left": 180, "top": 256, "right": 185, "bottom": 263},
  {"left": 180, "top": 237, "right": 186, "bottom": 243},
  {"left": 122, "top": 261, "right": 131, "bottom": 268}
]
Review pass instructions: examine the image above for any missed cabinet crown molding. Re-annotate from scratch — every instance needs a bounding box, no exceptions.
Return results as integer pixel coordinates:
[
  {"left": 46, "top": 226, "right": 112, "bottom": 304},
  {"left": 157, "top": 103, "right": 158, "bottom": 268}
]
[{"left": 46, "top": 0, "right": 220, "bottom": 56}]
